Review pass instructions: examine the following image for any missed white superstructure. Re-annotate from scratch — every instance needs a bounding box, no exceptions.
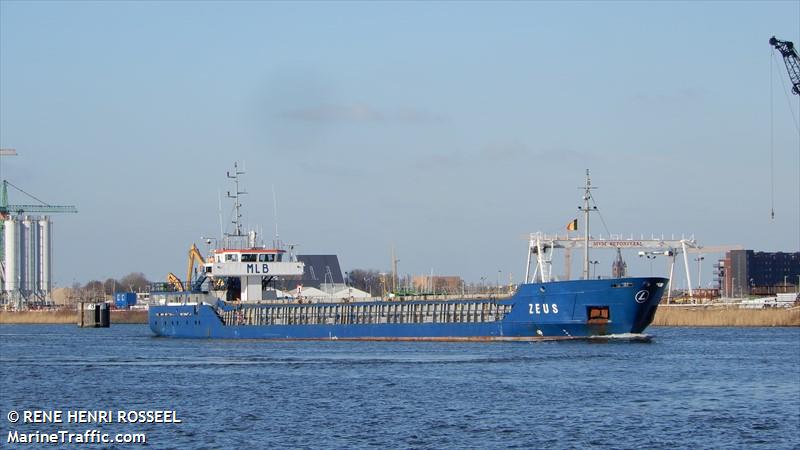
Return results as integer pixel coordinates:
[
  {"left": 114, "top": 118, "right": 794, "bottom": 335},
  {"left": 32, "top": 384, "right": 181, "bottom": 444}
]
[{"left": 209, "top": 248, "right": 304, "bottom": 302}]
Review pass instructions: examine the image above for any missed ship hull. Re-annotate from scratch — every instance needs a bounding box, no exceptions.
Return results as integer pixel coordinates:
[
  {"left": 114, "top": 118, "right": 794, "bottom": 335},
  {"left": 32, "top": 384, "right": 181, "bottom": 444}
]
[{"left": 148, "top": 277, "right": 667, "bottom": 340}]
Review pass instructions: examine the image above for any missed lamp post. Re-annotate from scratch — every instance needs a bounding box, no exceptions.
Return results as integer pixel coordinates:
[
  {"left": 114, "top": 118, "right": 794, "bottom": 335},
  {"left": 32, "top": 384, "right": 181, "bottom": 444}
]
[
  {"left": 695, "top": 256, "right": 705, "bottom": 289},
  {"left": 639, "top": 253, "right": 657, "bottom": 276}
]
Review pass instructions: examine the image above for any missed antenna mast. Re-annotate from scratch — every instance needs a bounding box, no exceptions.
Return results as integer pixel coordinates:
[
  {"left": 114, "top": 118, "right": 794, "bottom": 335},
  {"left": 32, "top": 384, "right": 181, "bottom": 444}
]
[
  {"left": 578, "top": 170, "right": 597, "bottom": 280},
  {"left": 226, "top": 162, "right": 247, "bottom": 243}
]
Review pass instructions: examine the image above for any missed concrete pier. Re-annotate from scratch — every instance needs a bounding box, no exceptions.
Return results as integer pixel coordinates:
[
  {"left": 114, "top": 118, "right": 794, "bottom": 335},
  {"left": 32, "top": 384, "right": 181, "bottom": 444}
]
[{"left": 78, "top": 302, "right": 110, "bottom": 328}]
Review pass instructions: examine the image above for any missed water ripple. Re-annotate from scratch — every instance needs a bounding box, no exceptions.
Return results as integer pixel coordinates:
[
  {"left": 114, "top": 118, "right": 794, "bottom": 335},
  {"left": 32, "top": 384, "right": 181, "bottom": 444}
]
[{"left": 0, "top": 325, "right": 798, "bottom": 449}]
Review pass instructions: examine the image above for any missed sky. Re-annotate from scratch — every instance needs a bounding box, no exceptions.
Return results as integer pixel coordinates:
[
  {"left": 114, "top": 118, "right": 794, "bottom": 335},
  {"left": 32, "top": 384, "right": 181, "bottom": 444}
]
[{"left": 1, "top": 1, "right": 799, "bottom": 289}]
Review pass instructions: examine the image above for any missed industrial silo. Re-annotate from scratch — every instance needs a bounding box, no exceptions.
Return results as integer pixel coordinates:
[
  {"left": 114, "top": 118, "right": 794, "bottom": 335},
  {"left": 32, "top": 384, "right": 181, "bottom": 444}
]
[
  {"left": 3, "top": 217, "right": 18, "bottom": 292},
  {"left": 38, "top": 217, "right": 51, "bottom": 294},
  {"left": 20, "top": 217, "right": 40, "bottom": 294}
]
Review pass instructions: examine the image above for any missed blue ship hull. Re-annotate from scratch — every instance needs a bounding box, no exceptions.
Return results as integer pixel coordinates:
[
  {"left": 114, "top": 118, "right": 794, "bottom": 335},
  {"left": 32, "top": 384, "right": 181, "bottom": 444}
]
[{"left": 148, "top": 277, "right": 667, "bottom": 340}]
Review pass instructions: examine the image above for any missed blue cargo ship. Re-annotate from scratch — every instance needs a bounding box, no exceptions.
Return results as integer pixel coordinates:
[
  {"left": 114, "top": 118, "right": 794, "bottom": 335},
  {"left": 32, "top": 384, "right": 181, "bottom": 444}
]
[{"left": 149, "top": 168, "right": 667, "bottom": 340}]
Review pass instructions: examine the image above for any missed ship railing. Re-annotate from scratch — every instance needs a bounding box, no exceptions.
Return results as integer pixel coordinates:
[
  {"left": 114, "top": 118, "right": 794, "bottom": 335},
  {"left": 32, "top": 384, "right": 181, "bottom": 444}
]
[
  {"left": 217, "top": 292, "right": 512, "bottom": 307},
  {"left": 212, "top": 299, "right": 513, "bottom": 327},
  {"left": 147, "top": 282, "right": 204, "bottom": 294}
]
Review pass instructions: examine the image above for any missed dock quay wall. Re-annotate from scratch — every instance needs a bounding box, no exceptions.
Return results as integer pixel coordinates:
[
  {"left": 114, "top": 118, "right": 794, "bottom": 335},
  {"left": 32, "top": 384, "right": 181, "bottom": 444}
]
[{"left": 0, "top": 309, "right": 147, "bottom": 324}]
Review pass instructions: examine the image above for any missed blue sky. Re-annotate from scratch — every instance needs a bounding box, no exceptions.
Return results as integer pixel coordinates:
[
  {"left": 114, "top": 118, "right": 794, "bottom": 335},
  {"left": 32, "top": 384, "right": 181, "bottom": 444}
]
[{"left": 1, "top": 1, "right": 798, "bottom": 288}]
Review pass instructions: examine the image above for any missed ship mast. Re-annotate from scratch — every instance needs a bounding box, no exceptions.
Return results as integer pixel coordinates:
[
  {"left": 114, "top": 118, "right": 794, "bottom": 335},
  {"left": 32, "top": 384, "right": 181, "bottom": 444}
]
[
  {"left": 578, "top": 170, "right": 597, "bottom": 280},
  {"left": 225, "top": 162, "right": 247, "bottom": 246}
]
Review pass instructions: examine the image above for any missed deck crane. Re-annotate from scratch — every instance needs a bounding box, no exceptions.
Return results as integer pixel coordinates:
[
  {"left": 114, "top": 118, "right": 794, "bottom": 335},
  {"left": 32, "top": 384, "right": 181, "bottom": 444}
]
[
  {"left": 163, "top": 244, "right": 211, "bottom": 292},
  {"left": 186, "top": 243, "right": 207, "bottom": 289},
  {"left": 770, "top": 36, "right": 800, "bottom": 95},
  {"left": 166, "top": 273, "right": 184, "bottom": 292}
]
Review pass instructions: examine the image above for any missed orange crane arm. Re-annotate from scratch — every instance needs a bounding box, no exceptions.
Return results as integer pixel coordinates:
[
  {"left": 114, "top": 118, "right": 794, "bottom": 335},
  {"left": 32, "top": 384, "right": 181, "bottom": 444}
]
[
  {"left": 186, "top": 244, "right": 208, "bottom": 288},
  {"left": 166, "top": 273, "right": 184, "bottom": 292}
]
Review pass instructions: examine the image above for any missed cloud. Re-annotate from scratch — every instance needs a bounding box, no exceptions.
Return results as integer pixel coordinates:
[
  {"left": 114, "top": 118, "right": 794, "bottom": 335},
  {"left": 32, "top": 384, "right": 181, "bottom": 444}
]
[
  {"left": 279, "top": 104, "right": 444, "bottom": 124},
  {"left": 479, "top": 141, "right": 528, "bottom": 163},
  {"left": 407, "top": 142, "right": 527, "bottom": 173},
  {"left": 410, "top": 151, "right": 466, "bottom": 170},
  {"left": 529, "top": 146, "right": 595, "bottom": 161},
  {"left": 297, "top": 160, "right": 362, "bottom": 177},
  {"left": 479, "top": 142, "right": 597, "bottom": 164}
]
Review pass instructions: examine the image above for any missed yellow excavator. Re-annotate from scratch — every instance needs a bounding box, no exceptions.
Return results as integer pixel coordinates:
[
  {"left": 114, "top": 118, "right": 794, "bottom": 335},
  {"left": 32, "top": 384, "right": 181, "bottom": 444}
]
[
  {"left": 165, "top": 244, "right": 209, "bottom": 292},
  {"left": 166, "top": 272, "right": 184, "bottom": 292},
  {"left": 186, "top": 243, "right": 206, "bottom": 287}
]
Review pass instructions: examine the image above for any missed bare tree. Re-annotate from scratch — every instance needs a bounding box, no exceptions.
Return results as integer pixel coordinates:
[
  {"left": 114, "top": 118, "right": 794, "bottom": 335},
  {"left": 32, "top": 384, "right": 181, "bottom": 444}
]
[
  {"left": 345, "top": 269, "right": 386, "bottom": 296},
  {"left": 103, "top": 278, "right": 119, "bottom": 295},
  {"left": 119, "top": 272, "right": 150, "bottom": 292}
]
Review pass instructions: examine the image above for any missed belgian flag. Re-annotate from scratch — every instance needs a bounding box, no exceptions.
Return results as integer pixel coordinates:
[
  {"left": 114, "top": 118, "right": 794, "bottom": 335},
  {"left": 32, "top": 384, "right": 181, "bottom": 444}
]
[{"left": 566, "top": 219, "right": 578, "bottom": 231}]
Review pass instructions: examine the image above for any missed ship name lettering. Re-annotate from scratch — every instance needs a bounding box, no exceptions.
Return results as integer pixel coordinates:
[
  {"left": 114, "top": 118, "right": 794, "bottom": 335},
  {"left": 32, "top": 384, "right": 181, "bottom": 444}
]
[
  {"left": 245, "top": 264, "right": 270, "bottom": 274},
  {"left": 528, "top": 303, "right": 559, "bottom": 314}
]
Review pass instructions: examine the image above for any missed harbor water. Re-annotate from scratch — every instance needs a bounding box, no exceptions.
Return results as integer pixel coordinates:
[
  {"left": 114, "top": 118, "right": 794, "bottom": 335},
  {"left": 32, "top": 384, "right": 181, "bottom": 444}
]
[{"left": 1, "top": 325, "right": 798, "bottom": 449}]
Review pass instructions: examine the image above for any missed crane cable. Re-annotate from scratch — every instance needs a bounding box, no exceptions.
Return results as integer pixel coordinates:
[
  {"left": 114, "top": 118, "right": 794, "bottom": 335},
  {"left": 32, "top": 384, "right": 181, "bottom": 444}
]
[
  {"left": 770, "top": 49, "right": 775, "bottom": 220},
  {"left": 4, "top": 180, "right": 53, "bottom": 206},
  {"left": 770, "top": 50, "right": 800, "bottom": 251}
]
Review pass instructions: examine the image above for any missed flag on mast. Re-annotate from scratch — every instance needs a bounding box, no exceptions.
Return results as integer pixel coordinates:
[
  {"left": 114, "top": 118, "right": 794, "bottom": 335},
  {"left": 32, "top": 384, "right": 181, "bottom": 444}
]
[{"left": 566, "top": 219, "right": 578, "bottom": 231}]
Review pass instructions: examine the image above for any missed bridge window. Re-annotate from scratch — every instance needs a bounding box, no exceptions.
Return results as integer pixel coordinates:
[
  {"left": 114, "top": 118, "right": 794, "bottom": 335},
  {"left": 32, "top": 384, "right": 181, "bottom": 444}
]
[
  {"left": 225, "top": 254, "right": 239, "bottom": 262},
  {"left": 258, "top": 254, "right": 275, "bottom": 262},
  {"left": 241, "top": 254, "right": 257, "bottom": 262}
]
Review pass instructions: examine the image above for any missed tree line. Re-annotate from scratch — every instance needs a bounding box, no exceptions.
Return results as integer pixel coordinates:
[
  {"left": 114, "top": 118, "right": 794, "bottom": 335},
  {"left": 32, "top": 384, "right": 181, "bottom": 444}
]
[{"left": 76, "top": 272, "right": 151, "bottom": 296}]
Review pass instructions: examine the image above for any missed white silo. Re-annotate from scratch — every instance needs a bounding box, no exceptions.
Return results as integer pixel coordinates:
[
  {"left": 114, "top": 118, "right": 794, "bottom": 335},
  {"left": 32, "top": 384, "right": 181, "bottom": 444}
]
[
  {"left": 19, "top": 218, "right": 27, "bottom": 291},
  {"left": 38, "top": 217, "right": 51, "bottom": 294},
  {"left": 21, "top": 217, "right": 39, "bottom": 293},
  {"left": 3, "top": 218, "right": 18, "bottom": 292}
]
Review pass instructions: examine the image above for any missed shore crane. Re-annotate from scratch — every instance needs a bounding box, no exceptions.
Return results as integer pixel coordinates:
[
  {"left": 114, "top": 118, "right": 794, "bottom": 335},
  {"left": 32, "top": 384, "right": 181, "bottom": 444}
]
[
  {"left": 0, "top": 150, "right": 78, "bottom": 302},
  {"left": 0, "top": 179, "right": 78, "bottom": 258},
  {"left": 770, "top": 36, "right": 800, "bottom": 95}
]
